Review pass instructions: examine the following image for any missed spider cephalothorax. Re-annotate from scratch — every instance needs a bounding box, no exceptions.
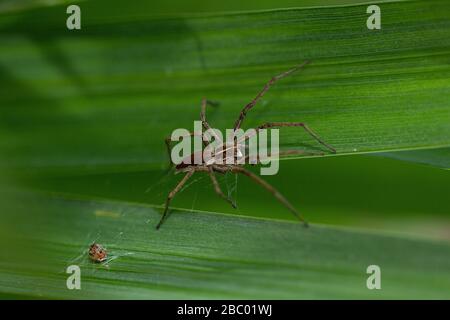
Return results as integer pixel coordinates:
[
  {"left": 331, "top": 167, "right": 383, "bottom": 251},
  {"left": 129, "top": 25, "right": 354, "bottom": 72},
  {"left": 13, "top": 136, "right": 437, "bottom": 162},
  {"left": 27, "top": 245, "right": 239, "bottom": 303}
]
[{"left": 160, "top": 61, "right": 336, "bottom": 229}]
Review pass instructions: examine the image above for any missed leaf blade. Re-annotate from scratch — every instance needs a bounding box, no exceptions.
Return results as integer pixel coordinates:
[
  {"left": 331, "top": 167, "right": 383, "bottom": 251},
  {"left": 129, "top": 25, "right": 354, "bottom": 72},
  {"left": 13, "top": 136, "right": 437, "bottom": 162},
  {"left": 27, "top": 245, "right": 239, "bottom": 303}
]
[
  {"left": 0, "top": 0, "right": 449, "bottom": 172},
  {"left": 1, "top": 193, "right": 449, "bottom": 299}
]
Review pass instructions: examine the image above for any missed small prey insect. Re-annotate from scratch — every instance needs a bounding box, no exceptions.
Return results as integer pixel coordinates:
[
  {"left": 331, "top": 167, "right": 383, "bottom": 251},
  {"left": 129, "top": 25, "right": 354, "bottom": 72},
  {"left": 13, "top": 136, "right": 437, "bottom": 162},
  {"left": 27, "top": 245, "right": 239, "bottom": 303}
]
[
  {"left": 88, "top": 243, "right": 107, "bottom": 263},
  {"left": 160, "top": 61, "right": 336, "bottom": 229}
]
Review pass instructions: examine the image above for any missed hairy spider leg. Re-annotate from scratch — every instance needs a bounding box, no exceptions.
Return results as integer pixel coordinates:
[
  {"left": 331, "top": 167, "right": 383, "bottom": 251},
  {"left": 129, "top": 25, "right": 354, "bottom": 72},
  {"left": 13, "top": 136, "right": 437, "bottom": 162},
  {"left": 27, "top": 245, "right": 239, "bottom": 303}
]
[
  {"left": 256, "top": 122, "right": 336, "bottom": 153},
  {"left": 233, "top": 120, "right": 335, "bottom": 160},
  {"left": 157, "top": 170, "right": 195, "bottom": 229},
  {"left": 165, "top": 132, "right": 205, "bottom": 167},
  {"left": 201, "top": 98, "right": 222, "bottom": 138},
  {"left": 230, "top": 166, "right": 308, "bottom": 227},
  {"left": 207, "top": 167, "right": 237, "bottom": 208},
  {"left": 165, "top": 98, "right": 221, "bottom": 168},
  {"left": 233, "top": 60, "right": 311, "bottom": 131}
]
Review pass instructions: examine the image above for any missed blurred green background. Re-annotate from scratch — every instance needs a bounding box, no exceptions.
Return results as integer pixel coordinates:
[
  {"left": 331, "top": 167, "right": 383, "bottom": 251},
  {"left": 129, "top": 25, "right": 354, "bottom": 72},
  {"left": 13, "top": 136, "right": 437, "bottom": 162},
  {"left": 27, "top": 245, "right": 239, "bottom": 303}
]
[{"left": 0, "top": 0, "right": 449, "bottom": 299}]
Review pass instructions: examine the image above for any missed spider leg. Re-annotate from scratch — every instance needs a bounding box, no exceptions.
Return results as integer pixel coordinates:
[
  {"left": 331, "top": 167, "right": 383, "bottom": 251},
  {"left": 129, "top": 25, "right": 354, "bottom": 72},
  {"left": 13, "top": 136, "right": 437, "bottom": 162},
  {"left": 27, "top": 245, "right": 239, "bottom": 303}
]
[
  {"left": 211, "top": 164, "right": 229, "bottom": 174},
  {"left": 231, "top": 166, "right": 308, "bottom": 227},
  {"left": 256, "top": 122, "right": 336, "bottom": 153},
  {"left": 156, "top": 170, "right": 195, "bottom": 229},
  {"left": 277, "top": 150, "right": 325, "bottom": 157},
  {"left": 208, "top": 167, "right": 237, "bottom": 208},
  {"left": 166, "top": 95, "right": 221, "bottom": 161},
  {"left": 200, "top": 97, "right": 223, "bottom": 145},
  {"left": 233, "top": 60, "right": 310, "bottom": 130}
]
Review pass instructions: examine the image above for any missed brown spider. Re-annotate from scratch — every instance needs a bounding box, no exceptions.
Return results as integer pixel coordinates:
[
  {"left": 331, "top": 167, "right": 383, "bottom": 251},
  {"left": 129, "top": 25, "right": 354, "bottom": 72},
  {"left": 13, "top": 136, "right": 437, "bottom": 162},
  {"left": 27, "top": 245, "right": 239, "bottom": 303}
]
[
  {"left": 88, "top": 243, "right": 107, "bottom": 263},
  {"left": 159, "top": 61, "right": 336, "bottom": 229}
]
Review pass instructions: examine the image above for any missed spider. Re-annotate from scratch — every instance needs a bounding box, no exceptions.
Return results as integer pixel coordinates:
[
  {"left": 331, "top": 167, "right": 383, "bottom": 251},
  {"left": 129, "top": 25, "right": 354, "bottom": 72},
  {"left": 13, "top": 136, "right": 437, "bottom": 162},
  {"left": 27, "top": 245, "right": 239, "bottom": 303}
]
[
  {"left": 159, "top": 61, "right": 336, "bottom": 229},
  {"left": 88, "top": 243, "right": 107, "bottom": 263}
]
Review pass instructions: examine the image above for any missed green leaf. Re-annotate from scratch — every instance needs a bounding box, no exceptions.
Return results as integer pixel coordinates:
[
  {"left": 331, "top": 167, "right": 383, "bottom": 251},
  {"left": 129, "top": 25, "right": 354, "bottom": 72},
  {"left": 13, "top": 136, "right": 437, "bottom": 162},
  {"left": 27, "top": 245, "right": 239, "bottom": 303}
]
[
  {"left": 1, "top": 0, "right": 450, "bottom": 300},
  {"left": 1, "top": 193, "right": 449, "bottom": 299},
  {"left": 0, "top": 0, "right": 449, "bottom": 173}
]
